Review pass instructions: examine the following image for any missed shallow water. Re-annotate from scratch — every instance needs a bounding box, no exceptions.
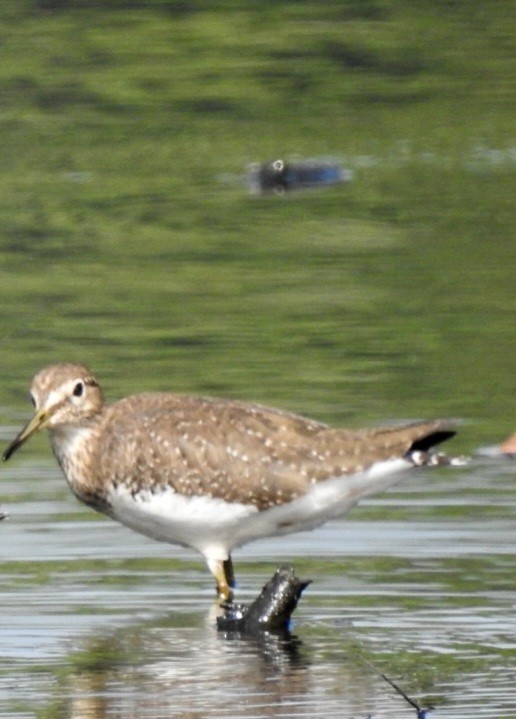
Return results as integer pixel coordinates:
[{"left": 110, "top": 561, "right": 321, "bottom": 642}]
[
  {"left": 0, "top": 449, "right": 514, "bottom": 719},
  {"left": 0, "top": 4, "right": 514, "bottom": 717}
]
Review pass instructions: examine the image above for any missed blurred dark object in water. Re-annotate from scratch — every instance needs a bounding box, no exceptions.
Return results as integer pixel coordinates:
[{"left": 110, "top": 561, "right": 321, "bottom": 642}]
[
  {"left": 247, "top": 158, "right": 352, "bottom": 195},
  {"left": 217, "top": 566, "right": 311, "bottom": 634},
  {"left": 0, "top": 511, "right": 6, "bottom": 520}
]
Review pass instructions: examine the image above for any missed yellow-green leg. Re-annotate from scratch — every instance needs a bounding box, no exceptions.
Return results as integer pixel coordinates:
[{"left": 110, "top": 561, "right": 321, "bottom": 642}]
[{"left": 207, "top": 556, "right": 236, "bottom": 603}]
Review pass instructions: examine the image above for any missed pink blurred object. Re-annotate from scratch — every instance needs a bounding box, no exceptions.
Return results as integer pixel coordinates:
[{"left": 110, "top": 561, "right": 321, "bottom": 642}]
[{"left": 500, "top": 433, "right": 516, "bottom": 454}]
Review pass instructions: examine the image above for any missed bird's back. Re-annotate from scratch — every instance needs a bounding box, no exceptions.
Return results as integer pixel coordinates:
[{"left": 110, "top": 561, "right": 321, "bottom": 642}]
[{"left": 89, "top": 393, "right": 454, "bottom": 510}]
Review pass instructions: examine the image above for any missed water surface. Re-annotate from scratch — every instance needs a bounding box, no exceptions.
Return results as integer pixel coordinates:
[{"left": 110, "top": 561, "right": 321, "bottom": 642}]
[
  {"left": 0, "top": 451, "right": 514, "bottom": 718},
  {"left": 0, "top": 3, "right": 514, "bottom": 717}
]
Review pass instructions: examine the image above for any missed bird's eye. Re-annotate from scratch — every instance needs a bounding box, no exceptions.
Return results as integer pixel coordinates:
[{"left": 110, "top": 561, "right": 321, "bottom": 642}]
[
  {"left": 29, "top": 394, "right": 36, "bottom": 407},
  {"left": 73, "top": 381, "right": 84, "bottom": 398}
]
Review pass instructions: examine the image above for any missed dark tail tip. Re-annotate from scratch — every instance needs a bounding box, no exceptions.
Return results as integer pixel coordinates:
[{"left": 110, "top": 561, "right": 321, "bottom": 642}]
[{"left": 410, "top": 429, "right": 456, "bottom": 453}]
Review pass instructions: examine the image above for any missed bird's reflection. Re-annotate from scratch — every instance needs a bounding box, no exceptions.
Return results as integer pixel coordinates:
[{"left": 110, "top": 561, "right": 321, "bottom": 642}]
[
  {"left": 54, "top": 611, "right": 414, "bottom": 719},
  {"left": 59, "top": 618, "right": 312, "bottom": 719},
  {"left": 40, "top": 572, "right": 440, "bottom": 719},
  {"left": 45, "top": 604, "right": 435, "bottom": 719},
  {"left": 217, "top": 627, "right": 308, "bottom": 673}
]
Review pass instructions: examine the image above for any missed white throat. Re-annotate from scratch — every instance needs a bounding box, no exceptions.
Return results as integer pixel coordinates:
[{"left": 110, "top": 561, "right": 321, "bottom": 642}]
[{"left": 49, "top": 424, "right": 97, "bottom": 485}]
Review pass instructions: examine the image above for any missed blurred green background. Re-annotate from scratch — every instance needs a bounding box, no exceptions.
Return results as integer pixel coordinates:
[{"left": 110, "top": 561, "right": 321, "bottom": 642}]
[{"left": 0, "top": 0, "right": 514, "bottom": 451}]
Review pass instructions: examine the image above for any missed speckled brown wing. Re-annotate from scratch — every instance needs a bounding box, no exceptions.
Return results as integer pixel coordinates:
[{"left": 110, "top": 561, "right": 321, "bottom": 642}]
[
  {"left": 94, "top": 393, "right": 327, "bottom": 509},
  {"left": 94, "top": 394, "right": 454, "bottom": 511}
]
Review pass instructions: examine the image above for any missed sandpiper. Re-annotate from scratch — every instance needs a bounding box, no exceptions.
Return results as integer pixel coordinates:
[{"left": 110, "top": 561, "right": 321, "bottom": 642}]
[{"left": 3, "top": 363, "right": 457, "bottom": 601}]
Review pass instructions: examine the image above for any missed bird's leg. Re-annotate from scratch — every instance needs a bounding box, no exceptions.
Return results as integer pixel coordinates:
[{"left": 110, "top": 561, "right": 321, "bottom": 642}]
[
  {"left": 207, "top": 556, "right": 235, "bottom": 603},
  {"left": 222, "top": 556, "right": 235, "bottom": 593}
]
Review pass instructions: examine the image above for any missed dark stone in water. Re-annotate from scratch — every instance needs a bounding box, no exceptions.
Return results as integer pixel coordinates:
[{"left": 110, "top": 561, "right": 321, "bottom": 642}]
[{"left": 217, "top": 565, "right": 311, "bottom": 634}]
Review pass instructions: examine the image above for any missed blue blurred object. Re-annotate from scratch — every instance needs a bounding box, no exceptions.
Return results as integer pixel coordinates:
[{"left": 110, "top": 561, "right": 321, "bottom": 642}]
[{"left": 247, "top": 158, "right": 352, "bottom": 195}]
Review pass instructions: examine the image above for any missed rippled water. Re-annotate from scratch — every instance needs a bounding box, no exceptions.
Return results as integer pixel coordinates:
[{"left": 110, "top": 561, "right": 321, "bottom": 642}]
[
  {"left": 0, "top": 4, "right": 514, "bottom": 717},
  {"left": 0, "top": 448, "right": 514, "bottom": 719}
]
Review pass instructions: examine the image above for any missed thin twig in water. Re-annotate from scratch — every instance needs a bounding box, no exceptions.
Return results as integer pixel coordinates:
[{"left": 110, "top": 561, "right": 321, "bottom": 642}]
[
  {"left": 378, "top": 670, "right": 428, "bottom": 718},
  {"left": 359, "top": 655, "right": 430, "bottom": 718}
]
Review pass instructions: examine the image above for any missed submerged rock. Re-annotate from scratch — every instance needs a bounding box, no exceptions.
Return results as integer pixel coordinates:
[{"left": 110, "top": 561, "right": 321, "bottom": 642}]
[{"left": 217, "top": 566, "right": 311, "bottom": 633}]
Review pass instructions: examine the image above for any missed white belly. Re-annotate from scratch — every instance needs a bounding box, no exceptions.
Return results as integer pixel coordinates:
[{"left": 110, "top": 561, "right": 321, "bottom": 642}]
[
  {"left": 106, "top": 456, "right": 411, "bottom": 563},
  {"left": 107, "top": 484, "right": 258, "bottom": 561}
]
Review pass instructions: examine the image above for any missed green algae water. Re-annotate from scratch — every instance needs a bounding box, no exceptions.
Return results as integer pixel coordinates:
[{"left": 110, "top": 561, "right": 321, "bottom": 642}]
[{"left": 0, "top": 1, "right": 514, "bottom": 716}]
